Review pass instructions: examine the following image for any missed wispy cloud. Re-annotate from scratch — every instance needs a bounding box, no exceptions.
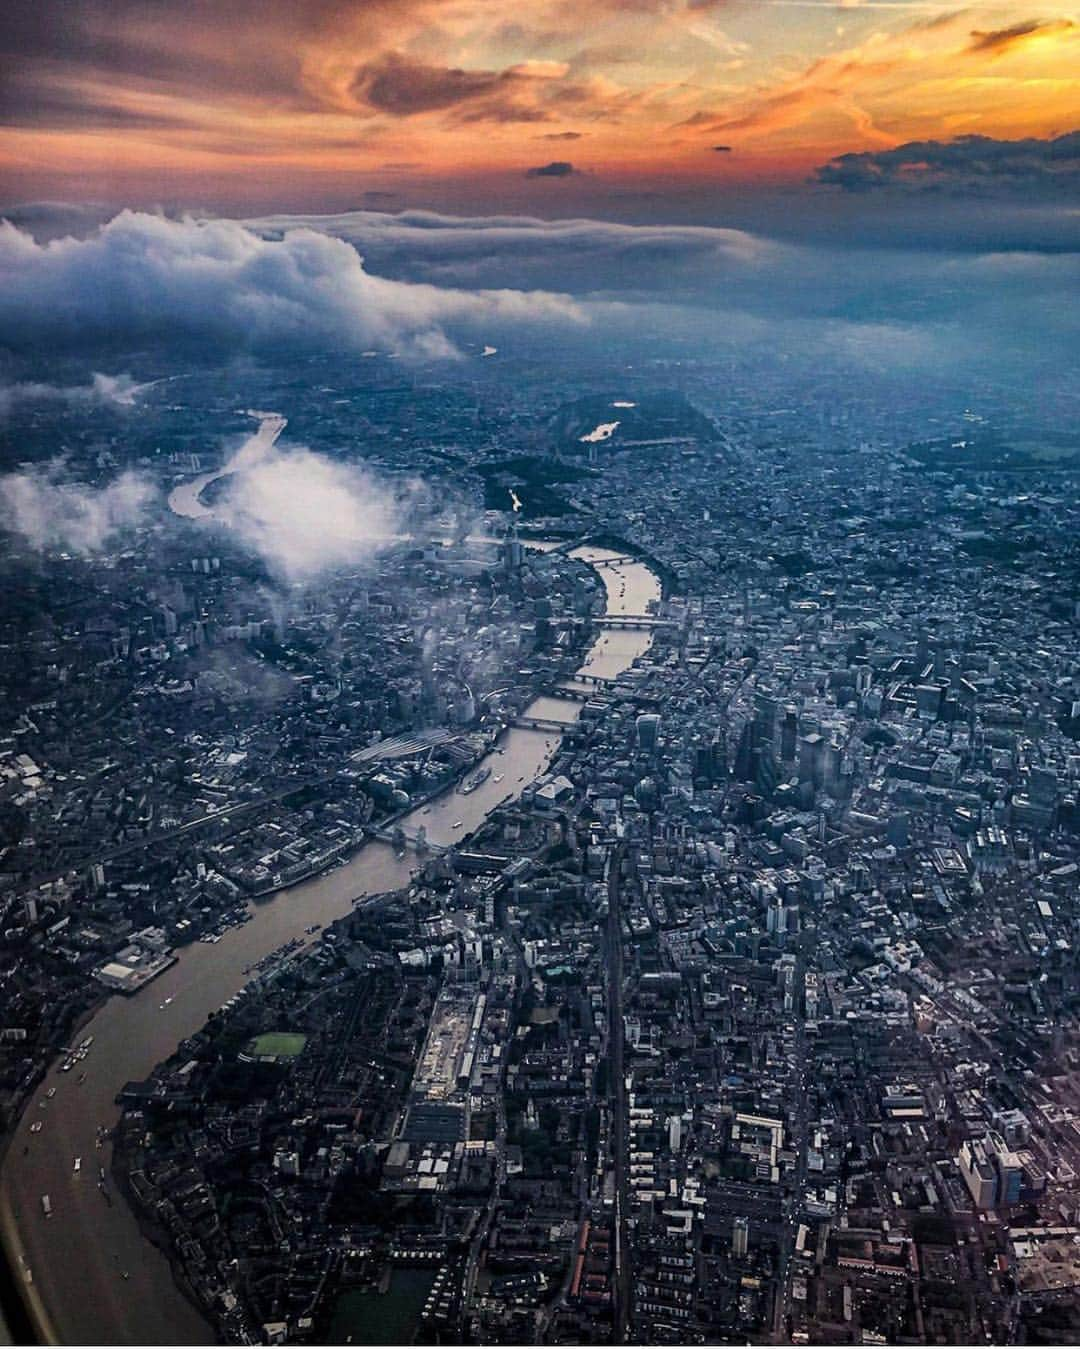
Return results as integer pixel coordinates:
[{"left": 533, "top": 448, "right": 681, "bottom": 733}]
[
  {"left": 0, "top": 371, "right": 152, "bottom": 416},
  {"left": 967, "top": 17, "right": 1075, "bottom": 53},
  {"left": 0, "top": 462, "right": 155, "bottom": 554},
  {"left": 669, "top": 7, "right": 1079, "bottom": 158}
]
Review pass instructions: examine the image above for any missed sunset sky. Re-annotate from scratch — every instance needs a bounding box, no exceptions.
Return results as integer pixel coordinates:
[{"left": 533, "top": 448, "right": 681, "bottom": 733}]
[{"left": 2, "top": 0, "right": 1078, "bottom": 216}]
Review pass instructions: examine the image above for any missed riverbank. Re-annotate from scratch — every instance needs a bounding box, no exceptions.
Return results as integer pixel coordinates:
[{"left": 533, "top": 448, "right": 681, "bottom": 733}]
[{"left": 0, "top": 542, "right": 660, "bottom": 1345}]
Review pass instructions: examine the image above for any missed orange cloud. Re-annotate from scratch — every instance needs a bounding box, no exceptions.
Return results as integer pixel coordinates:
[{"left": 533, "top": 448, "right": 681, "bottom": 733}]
[
  {"left": 1, "top": 0, "right": 1077, "bottom": 201},
  {"left": 669, "top": 9, "right": 1079, "bottom": 159}
]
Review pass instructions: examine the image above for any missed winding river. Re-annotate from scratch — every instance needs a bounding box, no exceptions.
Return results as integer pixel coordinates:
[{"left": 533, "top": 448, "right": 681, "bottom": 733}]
[
  {"left": 166, "top": 412, "right": 286, "bottom": 522},
  {"left": 0, "top": 426, "right": 661, "bottom": 1345}
]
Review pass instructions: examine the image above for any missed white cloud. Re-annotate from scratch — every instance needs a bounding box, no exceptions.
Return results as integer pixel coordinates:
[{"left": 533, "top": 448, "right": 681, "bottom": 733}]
[
  {"left": 90, "top": 371, "right": 152, "bottom": 405},
  {"left": 0, "top": 370, "right": 151, "bottom": 416},
  {"left": 247, "top": 208, "right": 777, "bottom": 297},
  {"left": 0, "top": 211, "right": 586, "bottom": 357},
  {"left": 0, "top": 463, "right": 156, "bottom": 553},
  {"left": 0, "top": 205, "right": 1073, "bottom": 388},
  {"left": 213, "top": 440, "right": 421, "bottom": 581}
]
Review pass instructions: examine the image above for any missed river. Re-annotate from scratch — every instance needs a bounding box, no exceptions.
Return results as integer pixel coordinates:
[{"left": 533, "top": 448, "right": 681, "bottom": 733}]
[
  {"left": 0, "top": 490, "right": 660, "bottom": 1344},
  {"left": 166, "top": 412, "right": 287, "bottom": 522}
]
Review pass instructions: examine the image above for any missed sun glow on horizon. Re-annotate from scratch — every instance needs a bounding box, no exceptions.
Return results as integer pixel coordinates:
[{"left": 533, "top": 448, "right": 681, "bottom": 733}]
[{"left": 0, "top": 0, "right": 1077, "bottom": 210}]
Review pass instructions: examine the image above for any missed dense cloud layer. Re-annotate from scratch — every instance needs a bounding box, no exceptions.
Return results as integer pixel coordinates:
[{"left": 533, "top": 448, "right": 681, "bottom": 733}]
[
  {"left": 0, "top": 195, "right": 1075, "bottom": 582},
  {"left": 0, "top": 211, "right": 584, "bottom": 357},
  {"left": 815, "top": 130, "right": 1080, "bottom": 195},
  {"left": 248, "top": 209, "right": 775, "bottom": 296},
  {"left": 245, "top": 205, "right": 1076, "bottom": 314},
  {"left": 242, "top": 205, "right": 1080, "bottom": 382},
  {"left": 0, "top": 464, "right": 155, "bottom": 553},
  {"left": 0, "top": 204, "right": 1076, "bottom": 390},
  {"left": 0, "top": 201, "right": 116, "bottom": 242}
]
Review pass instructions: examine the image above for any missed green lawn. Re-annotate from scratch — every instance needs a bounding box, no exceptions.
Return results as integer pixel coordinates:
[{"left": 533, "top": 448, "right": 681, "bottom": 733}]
[{"left": 247, "top": 1031, "right": 307, "bottom": 1059}]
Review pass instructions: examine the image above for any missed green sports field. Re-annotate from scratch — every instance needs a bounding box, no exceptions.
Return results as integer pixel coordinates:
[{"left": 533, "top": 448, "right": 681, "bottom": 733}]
[{"left": 246, "top": 1031, "right": 307, "bottom": 1059}]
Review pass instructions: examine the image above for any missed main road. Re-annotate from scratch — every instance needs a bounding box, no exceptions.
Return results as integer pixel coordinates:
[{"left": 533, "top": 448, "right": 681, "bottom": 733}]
[
  {"left": 774, "top": 946, "right": 810, "bottom": 1343},
  {"left": 0, "top": 535, "right": 660, "bottom": 1345},
  {"left": 606, "top": 843, "right": 631, "bottom": 1343}
]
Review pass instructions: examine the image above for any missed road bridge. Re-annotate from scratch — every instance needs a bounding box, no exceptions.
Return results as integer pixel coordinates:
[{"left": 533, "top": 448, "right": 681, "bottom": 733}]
[
  {"left": 511, "top": 715, "right": 581, "bottom": 733},
  {"left": 551, "top": 684, "right": 610, "bottom": 703},
  {"left": 368, "top": 824, "right": 448, "bottom": 855},
  {"left": 543, "top": 533, "right": 595, "bottom": 556},
  {"left": 587, "top": 553, "right": 636, "bottom": 569},
  {"left": 557, "top": 674, "right": 661, "bottom": 709},
  {"left": 595, "top": 615, "right": 672, "bottom": 631}
]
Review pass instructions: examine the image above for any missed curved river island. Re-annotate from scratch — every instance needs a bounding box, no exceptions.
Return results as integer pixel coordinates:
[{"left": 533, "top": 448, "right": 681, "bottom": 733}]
[{"left": 0, "top": 470, "right": 661, "bottom": 1344}]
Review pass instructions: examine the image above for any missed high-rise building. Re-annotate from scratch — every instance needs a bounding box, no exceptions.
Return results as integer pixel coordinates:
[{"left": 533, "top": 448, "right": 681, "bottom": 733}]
[
  {"left": 753, "top": 692, "right": 779, "bottom": 747},
  {"left": 957, "top": 1139, "right": 997, "bottom": 1209},
  {"left": 798, "top": 733, "right": 824, "bottom": 789},
  {"left": 734, "top": 721, "right": 755, "bottom": 782},
  {"left": 502, "top": 526, "right": 524, "bottom": 574},
  {"left": 1030, "top": 766, "right": 1059, "bottom": 807},
  {"left": 732, "top": 1215, "right": 749, "bottom": 1258},
  {"left": 636, "top": 713, "right": 661, "bottom": 754},
  {"left": 993, "top": 1109, "right": 1031, "bottom": 1150},
  {"left": 780, "top": 708, "right": 798, "bottom": 764},
  {"left": 1013, "top": 765, "right": 1059, "bottom": 830},
  {"left": 993, "top": 1138, "right": 1024, "bottom": 1206},
  {"left": 822, "top": 742, "right": 843, "bottom": 794}
]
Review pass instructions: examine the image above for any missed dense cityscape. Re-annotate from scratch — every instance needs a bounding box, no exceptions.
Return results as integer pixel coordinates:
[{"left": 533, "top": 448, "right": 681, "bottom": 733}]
[{"left": 0, "top": 321, "right": 1078, "bottom": 1347}]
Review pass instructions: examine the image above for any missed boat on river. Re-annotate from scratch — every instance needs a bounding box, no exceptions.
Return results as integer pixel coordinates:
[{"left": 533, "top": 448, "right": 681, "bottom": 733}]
[{"left": 458, "top": 766, "right": 490, "bottom": 795}]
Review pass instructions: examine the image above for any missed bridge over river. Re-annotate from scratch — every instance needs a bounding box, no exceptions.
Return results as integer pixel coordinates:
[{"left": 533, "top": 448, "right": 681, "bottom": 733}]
[
  {"left": 595, "top": 614, "right": 672, "bottom": 631},
  {"left": 511, "top": 714, "right": 581, "bottom": 733},
  {"left": 367, "top": 825, "right": 449, "bottom": 855}
]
